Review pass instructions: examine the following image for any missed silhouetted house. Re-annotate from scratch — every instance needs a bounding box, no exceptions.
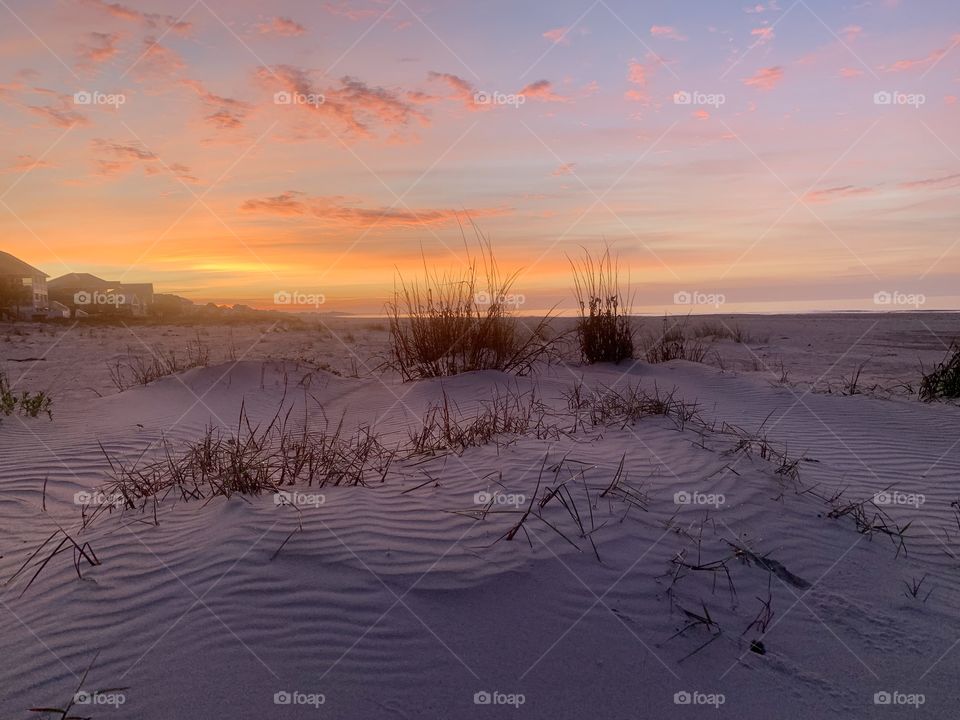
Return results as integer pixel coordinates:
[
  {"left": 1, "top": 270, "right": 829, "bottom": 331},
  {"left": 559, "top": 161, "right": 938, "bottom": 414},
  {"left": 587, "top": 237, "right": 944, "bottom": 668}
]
[
  {"left": 48, "top": 273, "right": 155, "bottom": 318},
  {"left": 0, "top": 250, "right": 49, "bottom": 318}
]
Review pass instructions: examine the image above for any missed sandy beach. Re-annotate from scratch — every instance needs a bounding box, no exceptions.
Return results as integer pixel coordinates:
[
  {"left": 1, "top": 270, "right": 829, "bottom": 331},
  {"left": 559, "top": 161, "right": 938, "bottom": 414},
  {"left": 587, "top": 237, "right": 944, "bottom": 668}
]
[{"left": 1, "top": 312, "right": 958, "bottom": 718}]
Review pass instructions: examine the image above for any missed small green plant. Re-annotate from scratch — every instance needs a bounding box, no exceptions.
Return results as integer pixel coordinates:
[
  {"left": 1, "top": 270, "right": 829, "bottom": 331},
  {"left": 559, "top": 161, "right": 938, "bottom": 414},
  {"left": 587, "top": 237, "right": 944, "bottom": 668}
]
[
  {"left": 569, "top": 246, "right": 634, "bottom": 364},
  {"left": 0, "top": 370, "right": 53, "bottom": 420},
  {"left": 920, "top": 343, "right": 960, "bottom": 401}
]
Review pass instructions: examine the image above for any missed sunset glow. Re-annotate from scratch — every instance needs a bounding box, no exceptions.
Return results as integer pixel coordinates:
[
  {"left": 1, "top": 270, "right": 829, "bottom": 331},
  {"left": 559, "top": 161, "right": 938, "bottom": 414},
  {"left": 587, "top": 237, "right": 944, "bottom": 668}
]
[{"left": 1, "top": 0, "right": 958, "bottom": 313}]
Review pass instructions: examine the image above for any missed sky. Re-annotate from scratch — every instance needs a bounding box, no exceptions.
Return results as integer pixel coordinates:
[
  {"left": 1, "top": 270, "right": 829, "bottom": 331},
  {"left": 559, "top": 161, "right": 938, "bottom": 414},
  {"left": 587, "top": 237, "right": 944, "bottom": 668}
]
[{"left": 0, "top": 0, "right": 958, "bottom": 314}]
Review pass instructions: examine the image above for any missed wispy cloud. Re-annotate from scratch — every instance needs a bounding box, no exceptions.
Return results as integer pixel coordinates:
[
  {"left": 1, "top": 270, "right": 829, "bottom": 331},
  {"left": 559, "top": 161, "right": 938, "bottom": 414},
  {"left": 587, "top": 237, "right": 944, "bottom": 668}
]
[
  {"left": 84, "top": 0, "right": 192, "bottom": 35},
  {"left": 804, "top": 185, "right": 875, "bottom": 203},
  {"left": 743, "top": 66, "right": 784, "bottom": 90},
  {"left": 651, "top": 25, "right": 687, "bottom": 41},
  {"left": 241, "top": 192, "right": 508, "bottom": 228}
]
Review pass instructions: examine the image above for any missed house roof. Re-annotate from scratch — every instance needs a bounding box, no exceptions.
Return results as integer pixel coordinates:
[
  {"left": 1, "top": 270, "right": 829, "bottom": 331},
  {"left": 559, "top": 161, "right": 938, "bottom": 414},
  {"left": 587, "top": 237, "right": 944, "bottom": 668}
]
[
  {"left": 0, "top": 251, "right": 48, "bottom": 278},
  {"left": 47, "top": 273, "right": 110, "bottom": 289}
]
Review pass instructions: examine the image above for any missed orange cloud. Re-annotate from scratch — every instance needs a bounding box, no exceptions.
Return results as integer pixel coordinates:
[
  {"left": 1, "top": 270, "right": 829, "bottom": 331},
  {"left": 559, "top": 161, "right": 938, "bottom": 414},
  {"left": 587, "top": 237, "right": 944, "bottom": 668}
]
[
  {"left": 839, "top": 67, "right": 864, "bottom": 78},
  {"left": 743, "top": 66, "right": 784, "bottom": 90},
  {"left": 26, "top": 94, "right": 91, "bottom": 128},
  {"left": 133, "top": 37, "right": 187, "bottom": 82},
  {"left": 84, "top": 0, "right": 192, "bottom": 35},
  {"left": 3, "top": 155, "right": 58, "bottom": 174},
  {"left": 552, "top": 162, "right": 576, "bottom": 176},
  {"left": 90, "top": 138, "right": 158, "bottom": 176},
  {"left": 76, "top": 32, "right": 122, "bottom": 69},
  {"left": 87, "top": 139, "right": 198, "bottom": 184},
  {"left": 241, "top": 192, "right": 508, "bottom": 228},
  {"left": 182, "top": 79, "right": 254, "bottom": 130}
]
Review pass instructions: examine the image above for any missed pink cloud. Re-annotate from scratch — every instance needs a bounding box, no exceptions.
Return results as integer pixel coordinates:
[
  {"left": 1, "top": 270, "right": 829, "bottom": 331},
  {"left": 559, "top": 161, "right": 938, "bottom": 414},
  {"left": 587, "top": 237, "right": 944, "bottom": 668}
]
[
  {"left": 839, "top": 67, "right": 864, "bottom": 78},
  {"left": 552, "top": 162, "right": 576, "bottom": 176},
  {"left": 743, "top": 66, "right": 784, "bottom": 90},
  {"left": 427, "top": 71, "right": 482, "bottom": 110},
  {"left": 751, "top": 27, "right": 775, "bottom": 45},
  {"left": 898, "top": 172, "right": 960, "bottom": 191},
  {"left": 519, "top": 80, "right": 567, "bottom": 103},
  {"left": 76, "top": 32, "right": 122, "bottom": 69},
  {"left": 627, "top": 59, "right": 647, "bottom": 86},
  {"left": 255, "top": 17, "right": 307, "bottom": 36},
  {"left": 881, "top": 34, "right": 960, "bottom": 72},
  {"left": 804, "top": 185, "right": 875, "bottom": 203},
  {"left": 543, "top": 27, "right": 570, "bottom": 45},
  {"left": 841, "top": 25, "right": 863, "bottom": 42},
  {"left": 321, "top": 1, "right": 382, "bottom": 21},
  {"left": 132, "top": 38, "right": 187, "bottom": 82},
  {"left": 258, "top": 65, "right": 429, "bottom": 140}
]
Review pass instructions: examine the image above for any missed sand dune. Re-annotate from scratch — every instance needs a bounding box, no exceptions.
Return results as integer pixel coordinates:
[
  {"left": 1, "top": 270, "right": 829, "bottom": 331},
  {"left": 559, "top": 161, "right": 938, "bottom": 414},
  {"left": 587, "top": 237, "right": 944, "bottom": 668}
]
[{"left": 2, "top": 315, "right": 958, "bottom": 718}]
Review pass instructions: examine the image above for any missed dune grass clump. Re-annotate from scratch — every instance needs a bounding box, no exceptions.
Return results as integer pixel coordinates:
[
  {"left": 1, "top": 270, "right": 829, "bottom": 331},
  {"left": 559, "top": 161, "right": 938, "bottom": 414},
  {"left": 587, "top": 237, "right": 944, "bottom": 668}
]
[
  {"left": 386, "top": 237, "right": 554, "bottom": 380},
  {"left": 920, "top": 343, "right": 960, "bottom": 401},
  {"left": 108, "top": 333, "right": 212, "bottom": 391},
  {"left": 645, "top": 316, "right": 710, "bottom": 364},
  {"left": 84, "top": 402, "right": 397, "bottom": 526},
  {"left": 569, "top": 247, "right": 634, "bottom": 364},
  {"left": 408, "top": 386, "right": 557, "bottom": 455}
]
